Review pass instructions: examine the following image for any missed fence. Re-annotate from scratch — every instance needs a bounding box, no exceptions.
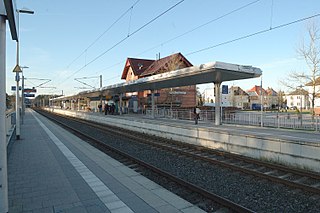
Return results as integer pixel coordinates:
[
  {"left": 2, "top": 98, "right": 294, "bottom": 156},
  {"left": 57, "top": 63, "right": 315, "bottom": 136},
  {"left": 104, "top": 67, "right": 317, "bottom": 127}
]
[
  {"left": 145, "top": 108, "right": 320, "bottom": 131},
  {"left": 5, "top": 110, "right": 15, "bottom": 145}
]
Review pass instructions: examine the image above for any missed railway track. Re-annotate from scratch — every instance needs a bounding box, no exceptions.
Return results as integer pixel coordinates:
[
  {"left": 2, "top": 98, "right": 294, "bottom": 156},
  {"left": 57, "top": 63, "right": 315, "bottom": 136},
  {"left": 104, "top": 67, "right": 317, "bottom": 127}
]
[
  {"left": 36, "top": 109, "right": 254, "bottom": 213},
  {"left": 36, "top": 109, "right": 320, "bottom": 212}
]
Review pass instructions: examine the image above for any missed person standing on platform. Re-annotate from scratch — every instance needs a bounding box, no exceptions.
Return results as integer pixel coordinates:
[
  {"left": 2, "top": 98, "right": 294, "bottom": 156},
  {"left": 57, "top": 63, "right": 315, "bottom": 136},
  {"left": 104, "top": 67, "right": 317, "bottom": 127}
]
[
  {"left": 98, "top": 103, "right": 102, "bottom": 113},
  {"left": 104, "top": 104, "right": 108, "bottom": 115},
  {"left": 194, "top": 107, "right": 201, "bottom": 124}
]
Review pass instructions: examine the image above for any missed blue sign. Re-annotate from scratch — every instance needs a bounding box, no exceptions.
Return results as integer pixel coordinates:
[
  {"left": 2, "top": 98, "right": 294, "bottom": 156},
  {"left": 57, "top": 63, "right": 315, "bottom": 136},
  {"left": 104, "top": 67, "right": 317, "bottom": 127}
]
[
  {"left": 11, "top": 86, "right": 22, "bottom": 91},
  {"left": 24, "top": 93, "right": 35, "bottom": 97},
  {"left": 222, "top": 85, "right": 228, "bottom": 94}
]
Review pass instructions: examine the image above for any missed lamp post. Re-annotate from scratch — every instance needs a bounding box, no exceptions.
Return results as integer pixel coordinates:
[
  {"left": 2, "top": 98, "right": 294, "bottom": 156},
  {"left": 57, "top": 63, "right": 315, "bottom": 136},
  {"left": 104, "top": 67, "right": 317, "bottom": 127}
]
[
  {"left": 298, "top": 85, "right": 303, "bottom": 126},
  {"left": 14, "top": 8, "right": 33, "bottom": 137},
  {"left": 13, "top": 65, "right": 22, "bottom": 139}
]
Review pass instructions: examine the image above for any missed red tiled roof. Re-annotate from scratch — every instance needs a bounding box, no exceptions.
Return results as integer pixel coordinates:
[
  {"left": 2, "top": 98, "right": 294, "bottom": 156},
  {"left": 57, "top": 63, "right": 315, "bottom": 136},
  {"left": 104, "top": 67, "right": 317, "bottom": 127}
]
[
  {"left": 121, "top": 58, "right": 154, "bottom": 79},
  {"left": 247, "top": 85, "right": 267, "bottom": 96},
  {"left": 140, "top": 52, "right": 193, "bottom": 77}
]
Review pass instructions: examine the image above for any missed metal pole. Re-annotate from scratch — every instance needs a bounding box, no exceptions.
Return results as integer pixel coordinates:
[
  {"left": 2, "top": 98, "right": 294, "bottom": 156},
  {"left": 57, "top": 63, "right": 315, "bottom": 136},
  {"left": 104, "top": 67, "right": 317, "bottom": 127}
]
[
  {"left": 21, "top": 74, "right": 24, "bottom": 124},
  {"left": 15, "top": 70, "right": 20, "bottom": 140},
  {"left": 300, "top": 86, "right": 303, "bottom": 127},
  {"left": 0, "top": 14, "right": 9, "bottom": 213},
  {"left": 260, "top": 76, "right": 263, "bottom": 127}
]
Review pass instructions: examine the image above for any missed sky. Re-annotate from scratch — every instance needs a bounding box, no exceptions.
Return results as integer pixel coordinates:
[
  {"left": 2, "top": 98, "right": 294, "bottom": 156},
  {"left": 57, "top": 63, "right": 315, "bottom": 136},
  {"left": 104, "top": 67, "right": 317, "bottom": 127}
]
[{"left": 4, "top": 0, "right": 320, "bottom": 97}]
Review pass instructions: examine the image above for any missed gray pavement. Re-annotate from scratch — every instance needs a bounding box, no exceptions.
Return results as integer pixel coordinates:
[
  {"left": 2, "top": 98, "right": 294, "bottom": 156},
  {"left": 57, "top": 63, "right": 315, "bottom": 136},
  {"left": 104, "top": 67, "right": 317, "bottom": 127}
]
[{"left": 7, "top": 109, "right": 205, "bottom": 213}]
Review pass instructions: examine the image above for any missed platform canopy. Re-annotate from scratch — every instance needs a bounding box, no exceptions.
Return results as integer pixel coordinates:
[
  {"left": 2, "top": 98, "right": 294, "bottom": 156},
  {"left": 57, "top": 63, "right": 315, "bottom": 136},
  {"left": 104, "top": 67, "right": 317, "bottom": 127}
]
[
  {"left": 2, "top": 0, "right": 19, "bottom": 41},
  {"left": 77, "top": 61, "right": 262, "bottom": 98}
]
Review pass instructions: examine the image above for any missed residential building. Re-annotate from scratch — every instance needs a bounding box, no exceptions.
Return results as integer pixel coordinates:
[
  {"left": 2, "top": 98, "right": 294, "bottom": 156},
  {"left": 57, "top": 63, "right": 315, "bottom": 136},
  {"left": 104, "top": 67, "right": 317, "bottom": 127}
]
[
  {"left": 284, "top": 88, "right": 310, "bottom": 110},
  {"left": 247, "top": 85, "right": 266, "bottom": 109},
  {"left": 120, "top": 53, "right": 196, "bottom": 111},
  {"left": 305, "top": 76, "right": 320, "bottom": 114},
  {"left": 227, "top": 86, "right": 249, "bottom": 109},
  {"left": 265, "top": 87, "right": 278, "bottom": 108}
]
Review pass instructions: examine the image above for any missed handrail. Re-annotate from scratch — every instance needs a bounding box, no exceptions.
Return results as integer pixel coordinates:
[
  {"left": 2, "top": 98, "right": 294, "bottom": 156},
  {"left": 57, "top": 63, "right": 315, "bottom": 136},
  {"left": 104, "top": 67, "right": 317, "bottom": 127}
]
[{"left": 5, "top": 109, "right": 15, "bottom": 146}]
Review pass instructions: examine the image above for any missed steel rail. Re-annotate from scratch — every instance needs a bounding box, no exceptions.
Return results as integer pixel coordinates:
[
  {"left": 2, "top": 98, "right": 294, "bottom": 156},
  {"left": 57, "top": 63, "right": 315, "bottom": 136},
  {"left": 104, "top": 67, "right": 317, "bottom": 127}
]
[
  {"left": 36, "top": 109, "right": 255, "bottom": 213},
  {"left": 41, "top": 110, "right": 320, "bottom": 195}
]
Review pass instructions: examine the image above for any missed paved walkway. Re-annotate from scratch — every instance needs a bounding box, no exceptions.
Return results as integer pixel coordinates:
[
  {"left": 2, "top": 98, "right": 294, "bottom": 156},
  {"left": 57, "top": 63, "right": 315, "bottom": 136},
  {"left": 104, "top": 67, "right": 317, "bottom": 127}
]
[{"left": 7, "top": 109, "right": 204, "bottom": 213}]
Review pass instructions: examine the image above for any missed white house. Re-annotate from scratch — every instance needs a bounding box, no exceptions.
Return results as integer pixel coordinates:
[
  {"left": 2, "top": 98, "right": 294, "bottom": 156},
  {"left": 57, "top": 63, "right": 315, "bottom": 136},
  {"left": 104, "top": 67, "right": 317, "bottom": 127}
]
[
  {"left": 284, "top": 88, "right": 310, "bottom": 110},
  {"left": 305, "top": 77, "right": 320, "bottom": 114}
]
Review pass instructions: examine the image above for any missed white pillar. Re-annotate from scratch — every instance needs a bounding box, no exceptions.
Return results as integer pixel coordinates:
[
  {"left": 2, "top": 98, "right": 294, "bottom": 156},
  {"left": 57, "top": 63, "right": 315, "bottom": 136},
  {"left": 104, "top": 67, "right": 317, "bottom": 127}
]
[
  {"left": 78, "top": 99, "right": 80, "bottom": 111},
  {"left": 151, "top": 90, "right": 155, "bottom": 119},
  {"left": 119, "top": 93, "right": 123, "bottom": 115},
  {"left": 0, "top": 15, "right": 9, "bottom": 213},
  {"left": 214, "top": 82, "right": 221, "bottom": 125}
]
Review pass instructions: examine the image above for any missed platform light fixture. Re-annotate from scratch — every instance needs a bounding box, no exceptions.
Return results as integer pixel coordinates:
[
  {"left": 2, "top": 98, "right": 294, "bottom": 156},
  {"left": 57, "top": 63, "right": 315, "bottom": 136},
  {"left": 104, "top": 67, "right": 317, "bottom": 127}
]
[{"left": 14, "top": 7, "right": 34, "bottom": 139}]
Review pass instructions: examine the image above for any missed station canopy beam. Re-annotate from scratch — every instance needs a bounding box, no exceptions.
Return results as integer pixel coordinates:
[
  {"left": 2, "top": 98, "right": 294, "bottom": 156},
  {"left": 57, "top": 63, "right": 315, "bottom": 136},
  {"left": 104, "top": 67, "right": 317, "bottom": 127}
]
[{"left": 80, "top": 61, "right": 262, "bottom": 96}]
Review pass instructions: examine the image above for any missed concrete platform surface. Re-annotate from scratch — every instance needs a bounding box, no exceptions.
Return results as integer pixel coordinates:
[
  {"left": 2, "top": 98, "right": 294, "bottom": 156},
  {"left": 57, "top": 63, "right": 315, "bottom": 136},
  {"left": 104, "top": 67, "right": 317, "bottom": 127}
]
[{"left": 7, "top": 109, "right": 205, "bottom": 213}]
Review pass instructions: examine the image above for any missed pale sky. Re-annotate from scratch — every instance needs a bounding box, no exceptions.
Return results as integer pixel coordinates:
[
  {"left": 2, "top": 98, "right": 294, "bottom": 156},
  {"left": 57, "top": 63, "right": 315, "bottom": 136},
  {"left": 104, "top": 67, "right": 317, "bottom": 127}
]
[{"left": 5, "top": 0, "right": 320, "bottom": 96}]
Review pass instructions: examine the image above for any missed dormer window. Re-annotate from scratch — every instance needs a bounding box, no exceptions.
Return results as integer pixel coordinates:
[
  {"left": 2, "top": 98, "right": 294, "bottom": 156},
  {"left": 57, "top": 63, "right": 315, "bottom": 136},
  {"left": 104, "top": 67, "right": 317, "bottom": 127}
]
[{"left": 138, "top": 63, "right": 143, "bottom": 70}]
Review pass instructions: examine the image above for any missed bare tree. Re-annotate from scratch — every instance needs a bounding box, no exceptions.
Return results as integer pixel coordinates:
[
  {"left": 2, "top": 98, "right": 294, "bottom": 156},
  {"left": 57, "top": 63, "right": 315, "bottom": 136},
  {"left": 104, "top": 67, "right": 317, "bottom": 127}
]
[
  {"left": 282, "top": 21, "right": 320, "bottom": 115},
  {"left": 298, "top": 21, "right": 320, "bottom": 115}
]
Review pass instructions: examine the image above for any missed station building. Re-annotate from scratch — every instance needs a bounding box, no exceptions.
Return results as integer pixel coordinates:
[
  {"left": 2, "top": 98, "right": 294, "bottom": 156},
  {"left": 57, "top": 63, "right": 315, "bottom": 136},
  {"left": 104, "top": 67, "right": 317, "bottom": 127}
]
[{"left": 120, "top": 52, "right": 197, "bottom": 111}]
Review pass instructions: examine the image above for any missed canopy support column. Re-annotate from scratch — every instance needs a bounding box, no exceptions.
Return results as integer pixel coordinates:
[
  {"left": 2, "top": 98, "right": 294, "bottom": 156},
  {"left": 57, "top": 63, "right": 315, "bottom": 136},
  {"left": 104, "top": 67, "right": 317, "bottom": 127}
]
[
  {"left": 214, "top": 82, "right": 221, "bottom": 125},
  {"left": 119, "top": 93, "right": 123, "bottom": 115},
  {"left": 151, "top": 90, "right": 155, "bottom": 119}
]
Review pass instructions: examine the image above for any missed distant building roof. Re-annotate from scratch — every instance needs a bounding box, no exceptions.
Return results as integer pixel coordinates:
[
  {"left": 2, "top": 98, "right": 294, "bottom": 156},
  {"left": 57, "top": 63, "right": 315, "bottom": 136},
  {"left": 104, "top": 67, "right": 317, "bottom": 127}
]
[
  {"left": 266, "top": 87, "right": 278, "bottom": 96},
  {"left": 288, "top": 88, "right": 309, "bottom": 96},
  {"left": 230, "top": 86, "right": 248, "bottom": 96},
  {"left": 306, "top": 76, "right": 320, "bottom": 86},
  {"left": 140, "top": 52, "right": 192, "bottom": 77},
  {"left": 247, "top": 85, "right": 266, "bottom": 96},
  {"left": 121, "top": 58, "right": 154, "bottom": 80}
]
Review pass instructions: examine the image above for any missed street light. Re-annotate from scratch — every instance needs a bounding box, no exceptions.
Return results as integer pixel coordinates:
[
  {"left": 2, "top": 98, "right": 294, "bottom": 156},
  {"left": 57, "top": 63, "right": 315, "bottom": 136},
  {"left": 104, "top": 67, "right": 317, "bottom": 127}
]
[
  {"left": 297, "top": 85, "right": 304, "bottom": 126},
  {"left": 13, "top": 8, "right": 34, "bottom": 139}
]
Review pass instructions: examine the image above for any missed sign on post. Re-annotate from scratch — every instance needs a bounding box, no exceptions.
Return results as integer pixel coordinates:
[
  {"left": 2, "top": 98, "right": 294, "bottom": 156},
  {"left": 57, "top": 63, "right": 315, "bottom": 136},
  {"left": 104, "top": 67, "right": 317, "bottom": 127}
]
[
  {"left": 24, "top": 94, "right": 35, "bottom": 97},
  {"left": 222, "top": 85, "right": 228, "bottom": 94},
  {"left": 11, "top": 86, "right": 22, "bottom": 91}
]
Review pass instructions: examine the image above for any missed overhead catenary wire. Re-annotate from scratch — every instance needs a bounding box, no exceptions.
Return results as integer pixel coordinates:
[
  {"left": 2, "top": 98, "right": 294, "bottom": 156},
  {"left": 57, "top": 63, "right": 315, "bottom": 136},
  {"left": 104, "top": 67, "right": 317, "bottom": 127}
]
[
  {"left": 186, "top": 13, "right": 320, "bottom": 56},
  {"left": 136, "top": 0, "right": 261, "bottom": 57},
  {"left": 96, "top": 0, "right": 261, "bottom": 74},
  {"left": 66, "top": 0, "right": 141, "bottom": 69},
  {"left": 97, "top": 12, "right": 320, "bottom": 78},
  {"left": 58, "top": 0, "right": 185, "bottom": 87}
]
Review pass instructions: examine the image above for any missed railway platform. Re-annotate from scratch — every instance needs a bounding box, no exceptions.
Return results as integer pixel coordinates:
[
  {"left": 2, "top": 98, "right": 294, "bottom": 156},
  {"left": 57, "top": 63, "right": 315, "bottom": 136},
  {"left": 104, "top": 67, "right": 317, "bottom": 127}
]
[
  {"left": 46, "top": 108, "right": 320, "bottom": 172},
  {"left": 7, "top": 109, "right": 205, "bottom": 213}
]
